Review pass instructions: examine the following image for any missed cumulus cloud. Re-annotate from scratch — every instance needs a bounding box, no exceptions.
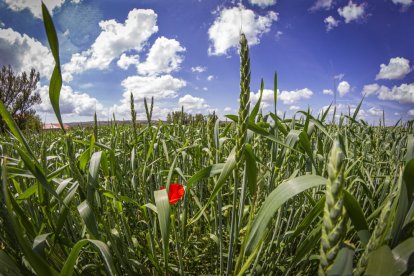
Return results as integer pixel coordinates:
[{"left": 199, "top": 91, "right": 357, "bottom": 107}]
[
  {"left": 362, "top": 83, "right": 380, "bottom": 96},
  {"left": 137, "top": 37, "right": 185, "bottom": 76},
  {"left": 224, "top": 106, "right": 232, "bottom": 112},
  {"left": 250, "top": 88, "right": 313, "bottom": 108},
  {"left": 117, "top": 54, "right": 139, "bottom": 70},
  {"left": 63, "top": 9, "right": 158, "bottom": 81},
  {"left": 36, "top": 85, "right": 105, "bottom": 117},
  {"left": 110, "top": 74, "right": 186, "bottom": 118},
  {"left": 391, "top": 0, "right": 413, "bottom": 7},
  {"left": 0, "top": 28, "right": 54, "bottom": 78},
  {"left": 279, "top": 88, "right": 313, "bottom": 104},
  {"left": 324, "top": 16, "right": 339, "bottom": 31},
  {"left": 311, "top": 0, "right": 334, "bottom": 11},
  {"left": 248, "top": 0, "right": 277, "bottom": 8},
  {"left": 337, "top": 81, "right": 351, "bottom": 96},
  {"left": 363, "top": 83, "right": 414, "bottom": 103},
  {"left": 207, "top": 75, "right": 214, "bottom": 81},
  {"left": 3, "top": 0, "right": 66, "bottom": 18},
  {"left": 337, "top": 1, "right": 366, "bottom": 23},
  {"left": 191, "top": 66, "right": 207, "bottom": 73},
  {"left": 368, "top": 107, "right": 383, "bottom": 116},
  {"left": 121, "top": 75, "right": 186, "bottom": 100},
  {"left": 323, "top": 89, "right": 334, "bottom": 95},
  {"left": 289, "top": 105, "right": 301, "bottom": 110},
  {"left": 178, "top": 94, "right": 210, "bottom": 112},
  {"left": 408, "top": 109, "right": 414, "bottom": 115},
  {"left": 375, "top": 57, "right": 412, "bottom": 80},
  {"left": 208, "top": 6, "right": 278, "bottom": 56}
]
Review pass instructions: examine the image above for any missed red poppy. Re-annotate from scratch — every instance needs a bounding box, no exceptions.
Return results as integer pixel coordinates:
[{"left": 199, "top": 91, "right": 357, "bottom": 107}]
[{"left": 160, "top": 183, "right": 185, "bottom": 204}]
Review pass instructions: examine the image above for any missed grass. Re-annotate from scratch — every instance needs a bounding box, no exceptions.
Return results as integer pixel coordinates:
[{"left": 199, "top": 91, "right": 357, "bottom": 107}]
[{"left": 0, "top": 3, "right": 414, "bottom": 275}]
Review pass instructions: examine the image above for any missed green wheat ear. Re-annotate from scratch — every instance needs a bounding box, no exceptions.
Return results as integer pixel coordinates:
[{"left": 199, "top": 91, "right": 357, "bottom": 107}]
[
  {"left": 236, "top": 32, "right": 251, "bottom": 168},
  {"left": 318, "top": 138, "right": 346, "bottom": 276},
  {"left": 354, "top": 194, "right": 394, "bottom": 276}
]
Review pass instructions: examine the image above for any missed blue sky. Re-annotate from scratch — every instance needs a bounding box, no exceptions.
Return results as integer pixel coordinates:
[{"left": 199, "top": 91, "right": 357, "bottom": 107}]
[{"left": 0, "top": 0, "right": 413, "bottom": 124}]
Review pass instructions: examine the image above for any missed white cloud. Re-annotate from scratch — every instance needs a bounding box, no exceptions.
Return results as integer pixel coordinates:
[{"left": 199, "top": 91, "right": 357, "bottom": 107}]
[
  {"left": 208, "top": 6, "right": 278, "bottom": 56},
  {"left": 289, "top": 105, "right": 301, "bottom": 110},
  {"left": 275, "top": 31, "right": 283, "bottom": 39},
  {"left": 178, "top": 94, "right": 210, "bottom": 112},
  {"left": 324, "top": 16, "right": 339, "bottom": 31},
  {"left": 337, "top": 81, "right": 351, "bottom": 96},
  {"left": 36, "top": 85, "right": 105, "bottom": 117},
  {"left": 279, "top": 88, "right": 313, "bottom": 104},
  {"left": 337, "top": 1, "right": 366, "bottom": 23},
  {"left": 4, "top": 0, "right": 65, "bottom": 18},
  {"left": 207, "top": 75, "right": 214, "bottom": 81},
  {"left": 250, "top": 89, "right": 275, "bottom": 108},
  {"left": 0, "top": 28, "right": 54, "bottom": 78},
  {"left": 250, "top": 88, "right": 313, "bottom": 107},
  {"left": 362, "top": 83, "right": 380, "bottom": 96},
  {"left": 368, "top": 107, "right": 383, "bottom": 116},
  {"left": 375, "top": 57, "right": 412, "bottom": 80},
  {"left": 224, "top": 106, "right": 232, "bottom": 112},
  {"left": 391, "top": 0, "right": 413, "bottom": 7},
  {"left": 191, "top": 66, "right": 207, "bottom": 73},
  {"left": 110, "top": 74, "right": 186, "bottom": 118},
  {"left": 363, "top": 83, "right": 414, "bottom": 103},
  {"left": 408, "top": 109, "right": 414, "bottom": 116},
  {"left": 248, "top": 0, "right": 277, "bottom": 8},
  {"left": 121, "top": 75, "right": 186, "bottom": 100},
  {"left": 311, "top": 0, "right": 334, "bottom": 10},
  {"left": 377, "top": 83, "right": 414, "bottom": 103},
  {"left": 137, "top": 36, "right": 185, "bottom": 76},
  {"left": 63, "top": 9, "right": 158, "bottom": 81},
  {"left": 334, "top": 73, "right": 345, "bottom": 80},
  {"left": 117, "top": 53, "right": 139, "bottom": 70},
  {"left": 203, "top": 87, "right": 208, "bottom": 91},
  {"left": 323, "top": 89, "right": 334, "bottom": 95}
]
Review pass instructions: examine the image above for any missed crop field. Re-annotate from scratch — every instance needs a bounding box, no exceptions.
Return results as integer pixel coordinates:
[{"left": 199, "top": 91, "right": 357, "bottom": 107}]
[{"left": 1, "top": 3, "right": 414, "bottom": 276}]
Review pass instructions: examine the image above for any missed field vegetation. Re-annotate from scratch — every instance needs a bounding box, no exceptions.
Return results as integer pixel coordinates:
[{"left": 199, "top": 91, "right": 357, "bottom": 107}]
[{"left": 0, "top": 3, "right": 413, "bottom": 275}]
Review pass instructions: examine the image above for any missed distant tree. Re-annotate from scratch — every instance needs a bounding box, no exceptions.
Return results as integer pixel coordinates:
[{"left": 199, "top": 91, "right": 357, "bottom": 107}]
[
  {"left": 0, "top": 65, "right": 42, "bottom": 132},
  {"left": 166, "top": 111, "right": 207, "bottom": 125}
]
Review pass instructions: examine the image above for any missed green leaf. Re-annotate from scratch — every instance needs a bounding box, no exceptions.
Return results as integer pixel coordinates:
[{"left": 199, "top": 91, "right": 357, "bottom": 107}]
[
  {"left": 245, "top": 175, "right": 327, "bottom": 254},
  {"left": 188, "top": 148, "right": 236, "bottom": 225},
  {"left": 291, "top": 196, "right": 325, "bottom": 239},
  {"left": 154, "top": 189, "right": 170, "bottom": 273},
  {"left": 244, "top": 144, "right": 257, "bottom": 195},
  {"left": 352, "top": 96, "right": 365, "bottom": 120},
  {"left": 405, "top": 135, "right": 414, "bottom": 162},
  {"left": 42, "top": 2, "right": 64, "bottom": 131},
  {"left": 77, "top": 200, "right": 100, "bottom": 239},
  {"left": 186, "top": 163, "right": 224, "bottom": 191},
  {"left": 59, "top": 239, "right": 115, "bottom": 276},
  {"left": 0, "top": 250, "right": 23, "bottom": 276},
  {"left": 343, "top": 190, "right": 370, "bottom": 245},
  {"left": 249, "top": 79, "right": 264, "bottom": 122},
  {"left": 1, "top": 164, "right": 59, "bottom": 276},
  {"left": 328, "top": 246, "right": 354, "bottom": 276},
  {"left": 392, "top": 237, "right": 414, "bottom": 275},
  {"left": 365, "top": 246, "right": 399, "bottom": 276}
]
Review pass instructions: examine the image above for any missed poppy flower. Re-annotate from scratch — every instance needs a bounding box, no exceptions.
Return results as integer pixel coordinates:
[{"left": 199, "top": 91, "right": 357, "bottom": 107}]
[{"left": 160, "top": 183, "right": 185, "bottom": 204}]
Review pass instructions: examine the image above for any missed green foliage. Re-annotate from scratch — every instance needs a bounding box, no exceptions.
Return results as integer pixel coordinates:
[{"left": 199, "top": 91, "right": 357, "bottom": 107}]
[{"left": 0, "top": 65, "right": 42, "bottom": 132}]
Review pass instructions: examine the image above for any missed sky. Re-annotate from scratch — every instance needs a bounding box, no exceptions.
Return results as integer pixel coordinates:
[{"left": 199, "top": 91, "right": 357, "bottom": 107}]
[{"left": 0, "top": 0, "right": 413, "bottom": 125}]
